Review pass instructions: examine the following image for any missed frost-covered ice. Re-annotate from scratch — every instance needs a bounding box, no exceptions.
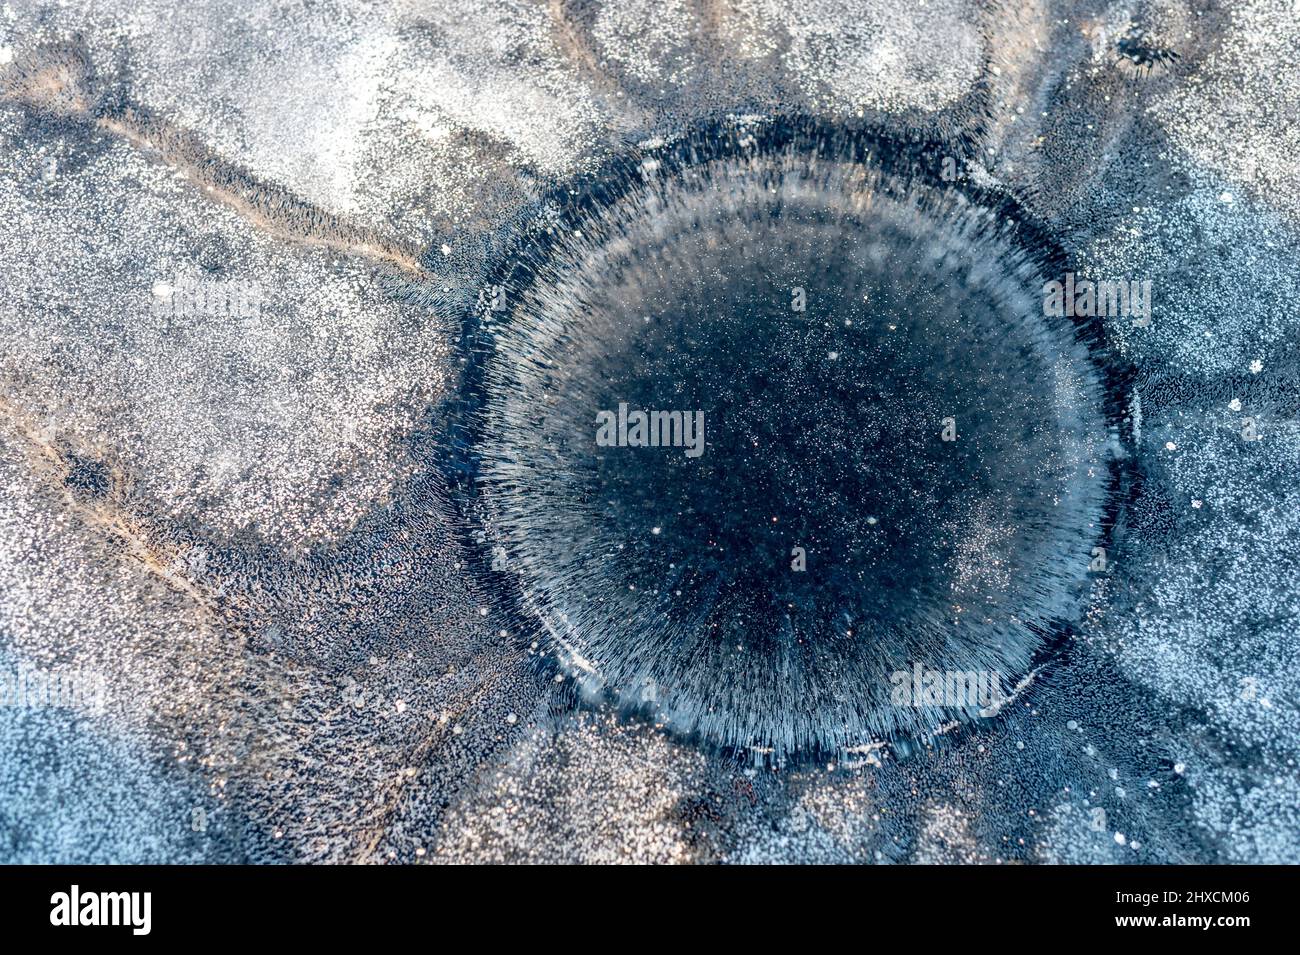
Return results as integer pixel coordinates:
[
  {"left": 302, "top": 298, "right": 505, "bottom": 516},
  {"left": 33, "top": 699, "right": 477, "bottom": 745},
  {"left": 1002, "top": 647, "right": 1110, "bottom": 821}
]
[{"left": 0, "top": 0, "right": 1297, "bottom": 863}]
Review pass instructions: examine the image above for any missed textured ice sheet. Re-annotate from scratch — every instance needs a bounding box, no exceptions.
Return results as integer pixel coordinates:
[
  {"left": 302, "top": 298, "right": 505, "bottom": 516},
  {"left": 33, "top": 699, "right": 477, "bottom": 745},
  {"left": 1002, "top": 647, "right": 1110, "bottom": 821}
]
[
  {"left": 0, "top": 0, "right": 1297, "bottom": 864},
  {"left": 0, "top": 117, "right": 455, "bottom": 547}
]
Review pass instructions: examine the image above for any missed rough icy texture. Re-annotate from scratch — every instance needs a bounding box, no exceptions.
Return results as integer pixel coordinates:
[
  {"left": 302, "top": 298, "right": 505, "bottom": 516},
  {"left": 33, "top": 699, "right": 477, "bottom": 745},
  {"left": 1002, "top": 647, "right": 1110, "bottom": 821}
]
[
  {"left": 473, "top": 146, "right": 1112, "bottom": 752},
  {"left": 0, "top": 0, "right": 1296, "bottom": 863}
]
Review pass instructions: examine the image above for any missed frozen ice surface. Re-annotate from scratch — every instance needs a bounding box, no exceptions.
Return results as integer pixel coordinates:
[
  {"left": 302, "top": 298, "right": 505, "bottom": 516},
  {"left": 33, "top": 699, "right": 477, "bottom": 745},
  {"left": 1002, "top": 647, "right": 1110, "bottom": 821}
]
[{"left": 0, "top": 0, "right": 1296, "bottom": 863}]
